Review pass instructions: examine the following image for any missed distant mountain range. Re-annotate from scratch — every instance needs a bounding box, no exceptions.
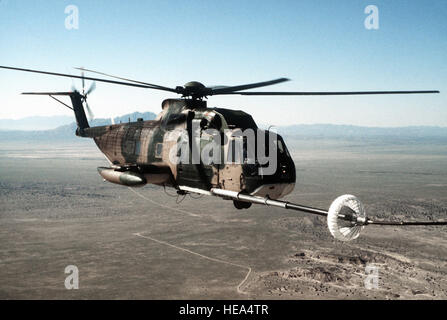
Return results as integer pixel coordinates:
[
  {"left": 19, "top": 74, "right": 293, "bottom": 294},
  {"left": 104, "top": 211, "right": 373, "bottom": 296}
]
[
  {"left": 0, "top": 111, "right": 157, "bottom": 141},
  {"left": 0, "top": 112, "right": 157, "bottom": 131},
  {"left": 275, "top": 124, "right": 447, "bottom": 139},
  {"left": 0, "top": 115, "right": 74, "bottom": 131},
  {"left": 0, "top": 112, "right": 446, "bottom": 141}
]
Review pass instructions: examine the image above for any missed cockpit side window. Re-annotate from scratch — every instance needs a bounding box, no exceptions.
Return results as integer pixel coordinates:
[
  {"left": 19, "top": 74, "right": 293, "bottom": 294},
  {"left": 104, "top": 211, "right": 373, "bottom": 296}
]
[
  {"left": 277, "top": 139, "right": 284, "bottom": 153},
  {"left": 277, "top": 136, "right": 291, "bottom": 157}
]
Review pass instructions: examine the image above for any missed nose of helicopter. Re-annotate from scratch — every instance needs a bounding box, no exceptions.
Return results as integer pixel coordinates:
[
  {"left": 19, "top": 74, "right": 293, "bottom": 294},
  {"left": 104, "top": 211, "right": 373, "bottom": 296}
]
[
  {"left": 242, "top": 148, "right": 296, "bottom": 200},
  {"left": 278, "top": 159, "right": 295, "bottom": 182},
  {"left": 271, "top": 154, "right": 297, "bottom": 198}
]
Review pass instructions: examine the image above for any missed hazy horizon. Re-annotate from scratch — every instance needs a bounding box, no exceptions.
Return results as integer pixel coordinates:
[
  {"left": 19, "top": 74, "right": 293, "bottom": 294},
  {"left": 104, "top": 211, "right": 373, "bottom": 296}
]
[{"left": 2, "top": 113, "right": 447, "bottom": 131}]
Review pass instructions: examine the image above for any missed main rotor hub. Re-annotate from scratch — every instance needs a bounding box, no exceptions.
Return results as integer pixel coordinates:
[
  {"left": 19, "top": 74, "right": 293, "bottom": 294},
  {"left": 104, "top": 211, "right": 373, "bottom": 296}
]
[
  {"left": 184, "top": 81, "right": 205, "bottom": 89},
  {"left": 178, "top": 81, "right": 211, "bottom": 100}
]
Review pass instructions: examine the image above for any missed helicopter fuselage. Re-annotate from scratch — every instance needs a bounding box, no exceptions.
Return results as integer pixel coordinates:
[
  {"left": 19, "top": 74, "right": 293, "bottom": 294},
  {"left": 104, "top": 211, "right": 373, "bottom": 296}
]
[{"left": 84, "top": 99, "right": 296, "bottom": 201}]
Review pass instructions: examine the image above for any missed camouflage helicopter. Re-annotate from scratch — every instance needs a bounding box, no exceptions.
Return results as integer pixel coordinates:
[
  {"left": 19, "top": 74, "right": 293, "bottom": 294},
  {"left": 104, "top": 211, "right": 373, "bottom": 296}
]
[{"left": 1, "top": 65, "right": 446, "bottom": 242}]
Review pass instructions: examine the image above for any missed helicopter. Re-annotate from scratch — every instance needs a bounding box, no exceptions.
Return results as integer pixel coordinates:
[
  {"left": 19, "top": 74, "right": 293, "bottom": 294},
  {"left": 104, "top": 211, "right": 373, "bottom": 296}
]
[{"left": 1, "top": 65, "right": 446, "bottom": 242}]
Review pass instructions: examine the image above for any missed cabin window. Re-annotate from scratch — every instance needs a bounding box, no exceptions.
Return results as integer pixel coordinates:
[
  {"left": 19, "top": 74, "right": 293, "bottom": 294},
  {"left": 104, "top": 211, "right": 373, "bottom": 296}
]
[
  {"left": 155, "top": 143, "right": 163, "bottom": 158},
  {"left": 135, "top": 141, "right": 141, "bottom": 156},
  {"left": 227, "top": 138, "right": 243, "bottom": 164}
]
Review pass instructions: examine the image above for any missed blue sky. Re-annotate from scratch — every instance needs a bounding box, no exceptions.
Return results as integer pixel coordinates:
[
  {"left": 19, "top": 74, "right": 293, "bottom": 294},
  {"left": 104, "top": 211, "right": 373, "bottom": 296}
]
[{"left": 0, "top": 0, "right": 446, "bottom": 126}]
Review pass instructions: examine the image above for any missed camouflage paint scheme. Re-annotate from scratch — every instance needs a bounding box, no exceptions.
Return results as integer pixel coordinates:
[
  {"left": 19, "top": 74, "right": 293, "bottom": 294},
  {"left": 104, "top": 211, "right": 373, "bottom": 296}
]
[{"left": 79, "top": 98, "right": 296, "bottom": 200}]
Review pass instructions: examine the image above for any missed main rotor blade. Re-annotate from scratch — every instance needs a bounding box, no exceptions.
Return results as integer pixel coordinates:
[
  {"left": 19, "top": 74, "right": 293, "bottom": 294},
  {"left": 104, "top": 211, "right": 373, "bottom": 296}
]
[
  {"left": 219, "top": 90, "right": 440, "bottom": 96},
  {"left": 211, "top": 78, "right": 290, "bottom": 95},
  {"left": 81, "top": 71, "right": 85, "bottom": 94},
  {"left": 22, "top": 92, "right": 75, "bottom": 95},
  {"left": 75, "top": 67, "right": 177, "bottom": 93},
  {"left": 0, "top": 66, "right": 174, "bottom": 92}
]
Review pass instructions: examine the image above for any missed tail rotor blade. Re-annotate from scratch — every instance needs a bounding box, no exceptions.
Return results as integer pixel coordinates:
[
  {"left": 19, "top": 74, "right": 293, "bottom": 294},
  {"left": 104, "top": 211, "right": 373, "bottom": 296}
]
[
  {"left": 86, "top": 81, "right": 96, "bottom": 95},
  {"left": 85, "top": 101, "right": 94, "bottom": 120}
]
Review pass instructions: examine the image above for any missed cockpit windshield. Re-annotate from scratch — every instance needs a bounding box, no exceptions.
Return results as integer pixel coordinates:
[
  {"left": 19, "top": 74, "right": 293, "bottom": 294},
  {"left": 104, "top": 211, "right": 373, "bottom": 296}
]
[{"left": 214, "top": 108, "right": 258, "bottom": 130}]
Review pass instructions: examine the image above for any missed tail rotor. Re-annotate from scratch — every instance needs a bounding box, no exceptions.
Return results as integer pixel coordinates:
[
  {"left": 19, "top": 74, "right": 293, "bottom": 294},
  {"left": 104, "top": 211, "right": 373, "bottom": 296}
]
[{"left": 72, "top": 70, "right": 96, "bottom": 120}]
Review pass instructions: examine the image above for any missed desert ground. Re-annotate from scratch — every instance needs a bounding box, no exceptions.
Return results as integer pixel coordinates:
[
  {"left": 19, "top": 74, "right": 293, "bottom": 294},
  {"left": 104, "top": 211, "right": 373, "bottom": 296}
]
[{"left": 0, "top": 137, "right": 446, "bottom": 299}]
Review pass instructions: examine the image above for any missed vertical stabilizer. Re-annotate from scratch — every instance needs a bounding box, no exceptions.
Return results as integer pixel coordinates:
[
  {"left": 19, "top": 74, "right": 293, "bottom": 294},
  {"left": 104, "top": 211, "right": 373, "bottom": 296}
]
[{"left": 69, "top": 91, "right": 90, "bottom": 136}]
